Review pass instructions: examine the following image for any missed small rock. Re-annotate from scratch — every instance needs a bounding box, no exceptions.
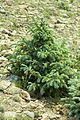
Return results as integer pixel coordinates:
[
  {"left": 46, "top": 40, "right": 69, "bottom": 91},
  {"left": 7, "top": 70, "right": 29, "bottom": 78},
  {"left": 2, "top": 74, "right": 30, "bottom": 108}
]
[
  {"left": 16, "top": 109, "right": 22, "bottom": 113},
  {"left": 4, "top": 112, "right": 16, "bottom": 119},
  {"left": 0, "top": 80, "right": 11, "bottom": 91},
  {"left": 0, "top": 22, "right": 2, "bottom": 25},
  {"left": 0, "top": 9, "right": 6, "bottom": 14},
  {"left": 56, "top": 18, "right": 69, "bottom": 24},
  {"left": 42, "top": 113, "right": 49, "bottom": 120},
  {"left": 53, "top": 114, "right": 61, "bottom": 119},
  {"left": 11, "top": 30, "right": 17, "bottom": 36},
  {"left": 0, "top": 74, "right": 4, "bottom": 80},
  {"left": 1, "top": 50, "right": 7, "bottom": 54},
  {"left": 4, "top": 84, "right": 21, "bottom": 94},
  {"left": 21, "top": 90, "right": 31, "bottom": 101},
  {"left": 28, "top": 101, "right": 38, "bottom": 109},
  {"left": 6, "top": 75, "right": 20, "bottom": 82},
  {"left": 10, "top": 22, "right": 14, "bottom": 26},
  {"left": 63, "top": 14, "right": 68, "bottom": 18},
  {"left": 73, "top": 69, "right": 77, "bottom": 73},
  {"left": 0, "top": 57, "right": 7, "bottom": 64},
  {"left": 54, "top": 24, "right": 65, "bottom": 29},
  {"left": 0, "top": 105, "right": 4, "bottom": 113},
  {"left": 24, "top": 111, "right": 34, "bottom": 119},
  {"left": 4, "top": 34, "right": 9, "bottom": 39},
  {"left": 56, "top": 19, "right": 63, "bottom": 24},
  {"left": 19, "top": 4, "right": 28, "bottom": 9},
  {"left": 1, "top": 50, "right": 9, "bottom": 56},
  {"left": 20, "top": 15, "right": 26, "bottom": 18},
  {"left": 1, "top": 28, "right": 12, "bottom": 36},
  {"left": 6, "top": 1, "right": 12, "bottom": 6}
]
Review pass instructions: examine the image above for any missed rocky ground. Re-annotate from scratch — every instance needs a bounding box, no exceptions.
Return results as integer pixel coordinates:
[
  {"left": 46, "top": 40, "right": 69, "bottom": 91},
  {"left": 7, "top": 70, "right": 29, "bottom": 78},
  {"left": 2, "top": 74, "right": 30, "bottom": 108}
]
[
  {"left": 0, "top": 0, "right": 80, "bottom": 120},
  {"left": 0, "top": 78, "right": 67, "bottom": 120}
]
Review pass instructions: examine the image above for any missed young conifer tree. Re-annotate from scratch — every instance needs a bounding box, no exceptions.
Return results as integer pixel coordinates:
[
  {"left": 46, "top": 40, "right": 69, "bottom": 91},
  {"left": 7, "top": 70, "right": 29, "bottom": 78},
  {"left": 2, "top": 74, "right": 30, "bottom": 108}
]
[
  {"left": 62, "top": 71, "right": 80, "bottom": 120},
  {"left": 7, "top": 17, "right": 75, "bottom": 97}
]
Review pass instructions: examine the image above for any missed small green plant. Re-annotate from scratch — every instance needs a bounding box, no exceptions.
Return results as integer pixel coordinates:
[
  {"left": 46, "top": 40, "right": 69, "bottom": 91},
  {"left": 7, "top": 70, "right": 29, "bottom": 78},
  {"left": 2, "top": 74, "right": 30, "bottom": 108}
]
[
  {"left": 0, "top": 44, "right": 9, "bottom": 52},
  {"left": 58, "top": 2, "right": 70, "bottom": 11},
  {"left": 76, "top": 50, "right": 80, "bottom": 71},
  {"left": 7, "top": 17, "right": 75, "bottom": 97},
  {"left": 70, "top": 0, "right": 74, "bottom": 3},
  {"left": 61, "top": 71, "right": 80, "bottom": 120}
]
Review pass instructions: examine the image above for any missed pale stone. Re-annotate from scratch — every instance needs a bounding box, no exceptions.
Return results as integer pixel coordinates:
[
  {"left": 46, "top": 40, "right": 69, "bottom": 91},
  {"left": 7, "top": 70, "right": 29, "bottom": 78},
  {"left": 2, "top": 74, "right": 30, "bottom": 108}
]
[
  {"left": 1, "top": 50, "right": 7, "bottom": 54},
  {"left": 4, "top": 84, "right": 21, "bottom": 94},
  {"left": 0, "top": 57, "right": 7, "bottom": 64},
  {"left": 0, "top": 74, "right": 4, "bottom": 80},
  {"left": 27, "top": 101, "right": 38, "bottom": 109},
  {"left": 11, "top": 30, "right": 17, "bottom": 36},
  {"left": 24, "top": 111, "right": 34, "bottom": 119},
  {"left": 73, "top": 69, "right": 77, "bottom": 73},
  {"left": 42, "top": 113, "right": 49, "bottom": 120},
  {"left": 53, "top": 114, "right": 61, "bottom": 118},
  {"left": 0, "top": 9, "right": 6, "bottom": 14},
  {"left": 4, "top": 112, "right": 16, "bottom": 118},
  {"left": 20, "top": 15, "right": 26, "bottom": 18},
  {"left": 20, "top": 90, "right": 31, "bottom": 101},
  {"left": 1, "top": 28, "right": 12, "bottom": 36},
  {"left": 0, "top": 80, "right": 11, "bottom": 91}
]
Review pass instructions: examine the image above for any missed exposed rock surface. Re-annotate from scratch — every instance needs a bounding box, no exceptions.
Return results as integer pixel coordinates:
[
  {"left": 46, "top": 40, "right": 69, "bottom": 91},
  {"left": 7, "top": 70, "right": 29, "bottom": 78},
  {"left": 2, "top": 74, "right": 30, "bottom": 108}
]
[
  {"left": 0, "top": 80, "right": 11, "bottom": 90},
  {"left": 6, "top": 75, "right": 20, "bottom": 82},
  {"left": 0, "top": 79, "right": 67, "bottom": 120}
]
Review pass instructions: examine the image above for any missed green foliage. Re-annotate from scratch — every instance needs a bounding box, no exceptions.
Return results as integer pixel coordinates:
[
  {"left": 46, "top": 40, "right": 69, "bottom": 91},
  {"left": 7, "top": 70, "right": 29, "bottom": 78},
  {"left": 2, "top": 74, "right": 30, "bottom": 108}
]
[
  {"left": 76, "top": 50, "right": 80, "bottom": 71},
  {"left": 7, "top": 17, "right": 75, "bottom": 97},
  {"left": 70, "top": 0, "right": 74, "bottom": 3},
  {"left": 58, "top": 2, "right": 70, "bottom": 11},
  {"left": 61, "top": 71, "right": 80, "bottom": 120}
]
